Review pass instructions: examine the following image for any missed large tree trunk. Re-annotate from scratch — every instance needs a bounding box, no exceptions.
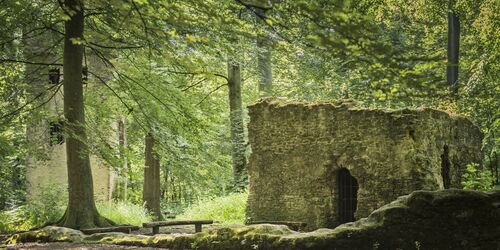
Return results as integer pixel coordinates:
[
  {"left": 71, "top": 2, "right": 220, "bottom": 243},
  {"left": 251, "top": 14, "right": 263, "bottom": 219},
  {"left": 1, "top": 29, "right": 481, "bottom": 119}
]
[
  {"left": 58, "top": 0, "right": 111, "bottom": 229},
  {"left": 143, "top": 133, "right": 163, "bottom": 220},
  {"left": 447, "top": 7, "right": 460, "bottom": 94},
  {"left": 228, "top": 61, "right": 247, "bottom": 191},
  {"left": 256, "top": 8, "right": 273, "bottom": 96}
]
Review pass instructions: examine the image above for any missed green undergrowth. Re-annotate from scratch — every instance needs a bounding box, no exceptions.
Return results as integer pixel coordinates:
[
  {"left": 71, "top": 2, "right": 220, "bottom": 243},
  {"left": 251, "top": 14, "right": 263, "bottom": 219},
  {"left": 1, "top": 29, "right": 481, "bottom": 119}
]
[
  {"left": 177, "top": 192, "right": 247, "bottom": 225},
  {"left": 97, "top": 202, "right": 152, "bottom": 226},
  {"left": 0, "top": 185, "right": 66, "bottom": 233},
  {"left": 0, "top": 185, "right": 152, "bottom": 233}
]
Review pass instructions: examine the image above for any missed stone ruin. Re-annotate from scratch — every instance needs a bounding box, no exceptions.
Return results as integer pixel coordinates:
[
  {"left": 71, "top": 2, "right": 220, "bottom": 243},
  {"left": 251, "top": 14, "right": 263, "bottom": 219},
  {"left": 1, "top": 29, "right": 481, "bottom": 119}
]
[{"left": 246, "top": 98, "right": 483, "bottom": 230}]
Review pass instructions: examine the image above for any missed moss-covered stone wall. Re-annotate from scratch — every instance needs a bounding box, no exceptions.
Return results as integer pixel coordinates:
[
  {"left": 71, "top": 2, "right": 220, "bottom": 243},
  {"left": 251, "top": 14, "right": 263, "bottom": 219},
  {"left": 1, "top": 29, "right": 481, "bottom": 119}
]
[{"left": 246, "top": 98, "right": 482, "bottom": 230}]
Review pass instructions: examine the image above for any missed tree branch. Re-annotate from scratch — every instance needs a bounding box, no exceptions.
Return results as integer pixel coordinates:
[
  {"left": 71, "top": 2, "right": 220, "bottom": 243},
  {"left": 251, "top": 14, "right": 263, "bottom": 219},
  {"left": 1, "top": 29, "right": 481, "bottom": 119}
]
[
  {"left": 0, "top": 83, "right": 62, "bottom": 125},
  {"left": 0, "top": 58, "right": 63, "bottom": 66},
  {"left": 197, "top": 83, "right": 227, "bottom": 105}
]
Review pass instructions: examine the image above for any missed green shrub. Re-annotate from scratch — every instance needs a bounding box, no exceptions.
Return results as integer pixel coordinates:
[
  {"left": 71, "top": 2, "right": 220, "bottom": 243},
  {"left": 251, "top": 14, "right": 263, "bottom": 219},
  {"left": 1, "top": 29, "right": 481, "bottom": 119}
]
[
  {"left": 25, "top": 185, "right": 67, "bottom": 227},
  {"left": 0, "top": 210, "right": 14, "bottom": 233},
  {"left": 0, "top": 184, "right": 68, "bottom": 233},
  {"left": 161, "top": 201, "right": 188, "bottom": 216},
  {"left": 462, "top": 163, "right": 495, "bottom": 191},
  {"left": 178, "top": 192, "right": 247, "bottom": 225},
  {"left": 97, "top": 201, "right": 152, "bottom": 226}
]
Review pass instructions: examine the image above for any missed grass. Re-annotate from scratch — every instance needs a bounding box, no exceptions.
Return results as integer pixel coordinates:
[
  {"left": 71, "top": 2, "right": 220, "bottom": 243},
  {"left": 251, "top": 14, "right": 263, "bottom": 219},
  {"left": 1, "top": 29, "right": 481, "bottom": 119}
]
[
  {"left": 0, "top": 200, "right": 152, "bottom": 233},
  {"left": 177, "top": 192, "right": 247, "bottom": 225},
  {"left": 97, "top": 201, "right": 152, "bottom": 226},
  {"left": 1, "top": 188, "right": 247, "bottom": 234}
]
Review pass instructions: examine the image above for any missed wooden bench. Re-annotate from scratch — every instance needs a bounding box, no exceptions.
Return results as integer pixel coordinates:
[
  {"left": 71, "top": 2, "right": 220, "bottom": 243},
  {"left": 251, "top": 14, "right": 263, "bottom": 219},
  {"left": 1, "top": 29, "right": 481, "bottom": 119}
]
[
  {"left": 247, "top": 221, "right": 307, "bottom": 231},
  {"left": 143, "top": 220, "right": 213, "bottom": 234},
  {"left": 80, "top": 225, "right": 139, "bottom": 234}
]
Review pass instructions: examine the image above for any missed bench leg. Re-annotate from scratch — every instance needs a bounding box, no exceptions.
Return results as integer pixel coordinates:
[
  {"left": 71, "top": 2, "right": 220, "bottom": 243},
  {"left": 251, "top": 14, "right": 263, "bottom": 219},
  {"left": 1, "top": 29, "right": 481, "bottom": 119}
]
[
  {"left": 153, "top": 226, "right": 160, "bottom": 234},
  {"left": 195, "top": 224, "right": 202, "bottom": 233}
]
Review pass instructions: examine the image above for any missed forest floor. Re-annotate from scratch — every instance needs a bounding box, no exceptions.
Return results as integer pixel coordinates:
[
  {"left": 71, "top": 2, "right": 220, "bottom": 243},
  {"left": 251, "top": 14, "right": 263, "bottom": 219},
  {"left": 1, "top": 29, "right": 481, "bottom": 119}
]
[{"left": 3, "top": 242, "right": 158, "bottom": 249}]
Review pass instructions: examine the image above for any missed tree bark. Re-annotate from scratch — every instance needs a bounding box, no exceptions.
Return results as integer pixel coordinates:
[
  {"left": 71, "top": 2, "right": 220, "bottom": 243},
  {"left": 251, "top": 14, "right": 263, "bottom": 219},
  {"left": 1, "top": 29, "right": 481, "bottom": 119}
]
[
  {"left": 447, "top": 8, "right": 460, "bottom": 94},
  {"left": 118, "top": 117, "right": 128, "bottom": 201},
  {"left": 58, "top": 0, "right": 111, "bottom": 229},
  {"left": 228, "top": 61, "right": 247, "bottom": 191},
  {"left": 143, "top": 133, "right": 163, "bottom": 220},
  {"left": 256, "top": 8, "right": 273, "bottom": 96}
]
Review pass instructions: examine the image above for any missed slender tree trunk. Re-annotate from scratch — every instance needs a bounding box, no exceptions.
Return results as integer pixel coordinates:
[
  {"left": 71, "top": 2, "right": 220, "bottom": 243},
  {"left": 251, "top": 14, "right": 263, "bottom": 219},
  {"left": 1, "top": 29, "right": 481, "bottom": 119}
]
[
  {"left": 143, "top": 133, "right": 163, "bottom": 220},
  {"left": 447, "top": 6, "right": 460, "bottom": 94},
  {"left": 163, "top": 167, "right": 169, "bottom": 200},
  {"left": 118, "top": 117, "right": 128, "bottom": 201},
  {"left": 256, "top": 8, "right": 273, "bottom": 96},
  {"left": 171, "top": 175, "right": 176, "bottom": 201},
  {"left": 228, "top": 61, "right": 247, "bottom": 191},
  {"left": 58, "top": 0, "right": 111, "bottom": 229}
]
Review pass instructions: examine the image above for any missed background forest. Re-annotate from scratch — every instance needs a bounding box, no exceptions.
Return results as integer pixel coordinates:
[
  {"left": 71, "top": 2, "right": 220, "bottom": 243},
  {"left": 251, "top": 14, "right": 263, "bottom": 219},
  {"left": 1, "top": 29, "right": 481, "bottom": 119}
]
[{"left": 0, "top": 0, "right": 498, "bottom": 232}]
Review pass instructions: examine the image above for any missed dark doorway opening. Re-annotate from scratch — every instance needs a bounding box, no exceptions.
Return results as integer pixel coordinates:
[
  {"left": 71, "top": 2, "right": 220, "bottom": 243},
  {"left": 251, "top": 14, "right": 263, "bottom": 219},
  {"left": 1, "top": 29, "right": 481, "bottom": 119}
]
[
  {"left": 441, "top": 145, "right": 450, "bottom": 189},
  {"left": 337, "top": 168, "right": 358, "bottom": 224}
]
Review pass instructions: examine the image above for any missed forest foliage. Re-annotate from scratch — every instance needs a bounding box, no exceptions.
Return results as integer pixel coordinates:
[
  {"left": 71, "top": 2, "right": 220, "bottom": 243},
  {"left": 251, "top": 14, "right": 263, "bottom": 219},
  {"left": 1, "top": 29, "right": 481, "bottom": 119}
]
[{"left": 0, "top": 0, "right": 498, "bottom": 231}]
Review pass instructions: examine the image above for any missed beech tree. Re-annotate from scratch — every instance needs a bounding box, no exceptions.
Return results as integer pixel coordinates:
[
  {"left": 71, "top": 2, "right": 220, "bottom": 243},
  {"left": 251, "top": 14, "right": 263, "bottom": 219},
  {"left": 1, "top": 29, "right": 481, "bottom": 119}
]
[
  {"left": 255, "top": 8, "right": 273, "bottom": 96},
  {"left": 57, "top": 0, "right": 111, "bottom": 229},
  {"left": 227, "top": 61, "right": 247, "bottom": 191},
  {"left": 143, "top": 132, "right": 163, "bottom": 220},
  {"left": 447, "top": 2, "right": 460, "bottom": 94}
]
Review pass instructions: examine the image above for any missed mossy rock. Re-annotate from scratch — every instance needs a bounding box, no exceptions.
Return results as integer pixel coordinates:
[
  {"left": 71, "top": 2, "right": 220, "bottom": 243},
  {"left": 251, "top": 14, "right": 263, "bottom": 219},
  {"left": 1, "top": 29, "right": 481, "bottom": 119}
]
[{"left": 7, "top": 226, "right": 84, "bottom": 245}]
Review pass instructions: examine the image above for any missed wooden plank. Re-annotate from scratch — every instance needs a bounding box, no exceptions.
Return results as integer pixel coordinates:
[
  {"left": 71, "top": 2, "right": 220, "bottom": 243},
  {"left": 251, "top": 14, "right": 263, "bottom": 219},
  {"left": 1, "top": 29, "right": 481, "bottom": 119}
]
[
  {"left": 81, "top": 225, "right": 139, "bottom": 234},
  {"left": 143, "top": 220, "right": 213, "bottom": 228}
]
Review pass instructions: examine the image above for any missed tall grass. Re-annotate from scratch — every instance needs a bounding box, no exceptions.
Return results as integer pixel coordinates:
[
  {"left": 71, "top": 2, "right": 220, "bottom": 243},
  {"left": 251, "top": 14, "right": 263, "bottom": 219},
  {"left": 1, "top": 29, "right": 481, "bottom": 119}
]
[
  {"left": 178, "top": 192, "right": 247, "bottom": 225},
  {"left": 97, "top": 202, "right": 152, "bottom": 226}
]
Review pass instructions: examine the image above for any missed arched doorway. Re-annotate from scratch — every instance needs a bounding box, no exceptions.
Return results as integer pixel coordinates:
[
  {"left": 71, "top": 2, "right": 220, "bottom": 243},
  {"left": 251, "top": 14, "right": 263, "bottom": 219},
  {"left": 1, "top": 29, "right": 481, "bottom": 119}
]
[
  {"left": 441, "top": 145, "right": 450, "bottom": 189},
  {"left": 337, "top": 168, "right": 358, "bottom": 224}
]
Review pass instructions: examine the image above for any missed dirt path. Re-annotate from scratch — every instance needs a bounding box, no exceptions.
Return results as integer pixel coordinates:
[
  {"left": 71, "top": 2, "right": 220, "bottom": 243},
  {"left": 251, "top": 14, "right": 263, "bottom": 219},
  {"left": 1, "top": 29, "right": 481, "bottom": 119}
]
[{"left": 2, "top": 242, "right": 160, "bottom": 249}]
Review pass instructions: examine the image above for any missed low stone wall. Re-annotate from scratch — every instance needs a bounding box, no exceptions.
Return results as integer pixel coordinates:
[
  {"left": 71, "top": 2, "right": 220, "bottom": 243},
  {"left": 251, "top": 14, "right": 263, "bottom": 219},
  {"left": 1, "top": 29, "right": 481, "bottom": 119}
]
[{"left": 246, "top": 98, "right": 482, "bottom": 229}]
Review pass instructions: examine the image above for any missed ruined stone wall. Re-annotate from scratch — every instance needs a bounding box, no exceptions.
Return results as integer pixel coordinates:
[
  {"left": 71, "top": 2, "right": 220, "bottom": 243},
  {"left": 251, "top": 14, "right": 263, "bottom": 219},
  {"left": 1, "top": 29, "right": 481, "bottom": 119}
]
[
  {"left": 246, "top": 99, "right": 482, "bottom": 230},
  {"left": 26, "top": 80, "right": 115, "bottom": 202},
  {"left": 25, "top": 145, "right": 114, "bottom": 201}
]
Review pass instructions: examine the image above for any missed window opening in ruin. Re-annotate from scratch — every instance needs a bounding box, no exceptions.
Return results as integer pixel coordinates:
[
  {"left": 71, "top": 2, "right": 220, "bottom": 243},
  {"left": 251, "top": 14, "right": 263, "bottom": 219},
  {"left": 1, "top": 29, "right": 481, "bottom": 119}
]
[
  {"left": 49, "top": 121, "right": 64, "bottom": 146},
  {"left": 49, "top": 68, "right": 60, "bottom": 85},
  {"left": 441, "top": 145, "right": 450, "bottom": 189},
  {"left": 337, "top": 168, "right": 358, "bottom": 224}
]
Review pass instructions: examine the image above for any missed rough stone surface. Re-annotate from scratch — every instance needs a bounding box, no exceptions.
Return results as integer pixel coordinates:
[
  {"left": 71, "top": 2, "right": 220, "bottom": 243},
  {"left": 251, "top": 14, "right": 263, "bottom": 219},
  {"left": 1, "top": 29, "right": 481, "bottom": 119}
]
[
  {"left": 7, "top": 190, "right": 500, "bottom": 249},
  {"left": 26, "top": 146, "right": 115, "bottom": 201},
  {"left": 25, "top": 77, "right": 116, "bottom": 202},
  {"left": 246, "top": 98, "right": 483, "bottom": 229}
]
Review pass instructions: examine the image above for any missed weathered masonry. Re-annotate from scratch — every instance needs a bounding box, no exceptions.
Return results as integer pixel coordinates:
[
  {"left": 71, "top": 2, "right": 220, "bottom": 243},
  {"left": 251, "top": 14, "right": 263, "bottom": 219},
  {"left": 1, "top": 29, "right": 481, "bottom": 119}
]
[
  {"left": 24, "top": 40, "right": 116, "bottom": 201},
  {"left": 246, "top": 98, "right": 482, "bottom": 230}
]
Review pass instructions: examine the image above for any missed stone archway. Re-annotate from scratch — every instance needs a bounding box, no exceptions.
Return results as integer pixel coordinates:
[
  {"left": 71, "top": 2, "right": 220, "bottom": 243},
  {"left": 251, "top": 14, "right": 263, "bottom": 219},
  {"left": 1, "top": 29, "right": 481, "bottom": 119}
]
[{"left": 337, "top": 168, "right": 358, "bottom": 224}]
